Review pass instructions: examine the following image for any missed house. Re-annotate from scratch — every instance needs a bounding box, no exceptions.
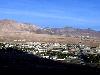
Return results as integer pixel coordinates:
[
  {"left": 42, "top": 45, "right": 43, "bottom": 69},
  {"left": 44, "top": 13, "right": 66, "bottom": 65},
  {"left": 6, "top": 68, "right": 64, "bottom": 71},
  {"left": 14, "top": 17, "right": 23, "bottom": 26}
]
[
  {"left": 42, "top": 56, "right": 49, "bottom": 59},
  {"left": 56, "top": 58, "right": 66, "bottom": 61},
  {"left": 62, "top": 50, "right": 69, "bottom": 54}
]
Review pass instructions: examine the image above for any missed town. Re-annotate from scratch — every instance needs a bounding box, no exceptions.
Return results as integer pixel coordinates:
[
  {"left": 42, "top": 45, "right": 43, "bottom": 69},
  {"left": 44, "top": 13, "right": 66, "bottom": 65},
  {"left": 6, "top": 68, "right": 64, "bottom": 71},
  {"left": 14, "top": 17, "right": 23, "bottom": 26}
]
[{"left": 0, "top": 41, "right": 100, "bottom": 66}]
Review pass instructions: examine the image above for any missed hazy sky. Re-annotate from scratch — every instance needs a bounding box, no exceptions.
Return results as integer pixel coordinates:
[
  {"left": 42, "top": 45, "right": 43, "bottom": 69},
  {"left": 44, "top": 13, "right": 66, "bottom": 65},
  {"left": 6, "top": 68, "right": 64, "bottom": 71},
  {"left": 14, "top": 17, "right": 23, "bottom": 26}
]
[{"left": 0, "top": 0, "right": 100, "bottom": 30}]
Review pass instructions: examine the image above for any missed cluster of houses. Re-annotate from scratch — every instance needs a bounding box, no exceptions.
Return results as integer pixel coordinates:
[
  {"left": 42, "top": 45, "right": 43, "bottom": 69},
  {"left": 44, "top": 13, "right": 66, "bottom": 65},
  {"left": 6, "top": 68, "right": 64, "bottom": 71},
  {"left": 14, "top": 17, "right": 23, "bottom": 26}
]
[{"left": 0, "top": 41, "right": 100, "bottom": 64}]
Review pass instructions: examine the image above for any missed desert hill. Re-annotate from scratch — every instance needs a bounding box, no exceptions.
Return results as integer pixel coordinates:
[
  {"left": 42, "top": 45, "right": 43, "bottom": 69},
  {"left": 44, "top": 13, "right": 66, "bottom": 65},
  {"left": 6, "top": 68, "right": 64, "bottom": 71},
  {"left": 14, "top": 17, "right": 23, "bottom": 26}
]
[{"left": 0, "top": 19, "right": 100, "bottom": 46}]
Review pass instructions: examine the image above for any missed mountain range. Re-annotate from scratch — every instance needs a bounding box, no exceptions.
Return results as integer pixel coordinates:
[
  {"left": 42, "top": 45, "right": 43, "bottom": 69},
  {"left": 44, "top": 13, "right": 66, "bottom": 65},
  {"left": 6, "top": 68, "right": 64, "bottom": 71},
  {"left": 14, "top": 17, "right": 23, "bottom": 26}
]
[{"left": 0, "top": 19, "right": 100, "bottom": 46}]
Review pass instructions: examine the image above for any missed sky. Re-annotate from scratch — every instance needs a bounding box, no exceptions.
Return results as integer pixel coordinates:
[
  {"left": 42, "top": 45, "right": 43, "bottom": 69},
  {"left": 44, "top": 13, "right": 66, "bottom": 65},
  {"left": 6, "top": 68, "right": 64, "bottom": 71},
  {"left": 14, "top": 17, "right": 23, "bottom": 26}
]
[{"left": 0, "top": 0, "right": 100, "bottom": 31}]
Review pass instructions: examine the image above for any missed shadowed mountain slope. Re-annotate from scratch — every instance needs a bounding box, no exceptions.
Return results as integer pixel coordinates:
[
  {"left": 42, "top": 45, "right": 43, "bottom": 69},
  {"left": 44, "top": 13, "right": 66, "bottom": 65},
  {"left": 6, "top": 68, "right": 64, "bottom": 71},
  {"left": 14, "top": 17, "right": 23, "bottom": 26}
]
[{"left": 0, "top": 48, "right": 100, "bottom": 75}]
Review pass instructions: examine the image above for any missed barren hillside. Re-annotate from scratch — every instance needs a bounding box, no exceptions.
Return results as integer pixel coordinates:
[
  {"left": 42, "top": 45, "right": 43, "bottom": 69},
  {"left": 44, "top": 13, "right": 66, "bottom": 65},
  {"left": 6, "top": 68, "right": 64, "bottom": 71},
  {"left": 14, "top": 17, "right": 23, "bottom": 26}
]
[{"left": 0, "top": 19, "right": 100, "bottom": 46}]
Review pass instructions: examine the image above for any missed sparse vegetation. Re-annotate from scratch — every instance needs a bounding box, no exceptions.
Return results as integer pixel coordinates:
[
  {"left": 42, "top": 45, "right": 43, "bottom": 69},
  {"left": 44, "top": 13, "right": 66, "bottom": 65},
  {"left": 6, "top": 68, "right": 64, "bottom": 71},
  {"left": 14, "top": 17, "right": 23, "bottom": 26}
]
[{"left": 0, "top": 42, "right": 100, "bottom": 66}]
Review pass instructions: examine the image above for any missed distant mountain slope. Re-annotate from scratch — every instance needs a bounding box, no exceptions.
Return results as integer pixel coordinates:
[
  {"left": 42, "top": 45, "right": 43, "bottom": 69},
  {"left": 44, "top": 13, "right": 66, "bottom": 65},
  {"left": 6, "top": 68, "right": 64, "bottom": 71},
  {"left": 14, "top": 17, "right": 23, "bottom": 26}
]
[
  {"left": 0, "top": 19, "right": 100, "bottom": 38},
  {"left": 0, "top": 19, "right": 100, "bottom": 46},
  {"left": 0, "top": 19, "right": 39, "bottom": 32},
  {"left": 0, "top": 19, "right": 72, "bottom": 43},
  {"left": 42, "top": 27, "right": 100, "bottom": 38}
]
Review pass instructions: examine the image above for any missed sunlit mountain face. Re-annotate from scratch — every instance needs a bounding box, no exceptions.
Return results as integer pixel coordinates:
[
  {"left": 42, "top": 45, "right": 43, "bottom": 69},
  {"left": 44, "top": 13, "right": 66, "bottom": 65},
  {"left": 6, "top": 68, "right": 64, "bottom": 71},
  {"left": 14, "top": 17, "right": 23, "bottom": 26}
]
[{"left": 0, "top": 19, "right": 99, "bottom": 47}]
